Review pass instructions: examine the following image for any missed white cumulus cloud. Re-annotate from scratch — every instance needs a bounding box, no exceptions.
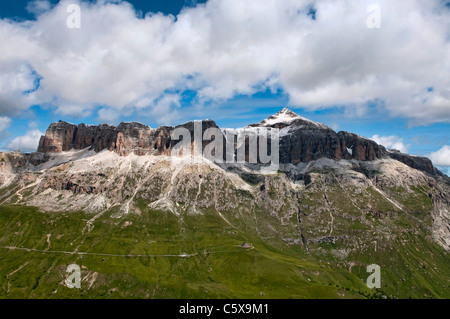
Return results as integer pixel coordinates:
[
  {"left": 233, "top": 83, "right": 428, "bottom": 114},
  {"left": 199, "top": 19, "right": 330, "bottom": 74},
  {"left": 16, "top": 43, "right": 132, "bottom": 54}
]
[
  {"left": 371, "top": 135, "right": 410, "bottom": 153},
  {"left": 7, "top": 129, "right": 43, "bottom": 153},
  {"left": 0, "top": 116, "right": 11, "bottom": 133},
  {"left": 428, "top": 145, "right": 450, "bottom": 167},
  {"left": 26, "top": 0, "right": 52, "bottom": 15},
  {"left": 0, "top": 0, "right": 449, "bottom": 125}
]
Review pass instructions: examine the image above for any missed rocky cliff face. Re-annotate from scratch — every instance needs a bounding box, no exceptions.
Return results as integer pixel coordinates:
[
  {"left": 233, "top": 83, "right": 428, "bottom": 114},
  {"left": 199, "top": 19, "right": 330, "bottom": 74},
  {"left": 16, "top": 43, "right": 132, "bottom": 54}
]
[
  {"left": 38, "top": 120, "right": 219, "bottom": 157},
  {"left": 37, "top": 121, "right": 155, "bottom": 155},
  {"left": 277, "top": 129, "right": 388, "bottom": 164},
  {"left": 36, "top": 109, "right": 442, "bottom": 178},
  {"left": 387, "top": 149, "right": 439, "bottom": 176}
]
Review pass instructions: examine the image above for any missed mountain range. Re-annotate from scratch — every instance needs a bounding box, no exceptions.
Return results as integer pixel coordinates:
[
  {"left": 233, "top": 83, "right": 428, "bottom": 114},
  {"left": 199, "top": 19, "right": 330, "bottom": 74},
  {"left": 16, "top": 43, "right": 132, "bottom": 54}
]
[{"left": 0, "top": 108, "right": 448, "bottom": 299}]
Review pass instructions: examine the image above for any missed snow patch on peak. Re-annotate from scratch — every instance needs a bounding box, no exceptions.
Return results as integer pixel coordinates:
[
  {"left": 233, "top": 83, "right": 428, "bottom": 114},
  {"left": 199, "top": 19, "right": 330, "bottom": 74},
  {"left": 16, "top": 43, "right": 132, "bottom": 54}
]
[
  {"left": 256, "top": 108, "right": 329, "bottom": 129},
  {"left": 260, "top": 108, "right": 301, "bottom": 125}
]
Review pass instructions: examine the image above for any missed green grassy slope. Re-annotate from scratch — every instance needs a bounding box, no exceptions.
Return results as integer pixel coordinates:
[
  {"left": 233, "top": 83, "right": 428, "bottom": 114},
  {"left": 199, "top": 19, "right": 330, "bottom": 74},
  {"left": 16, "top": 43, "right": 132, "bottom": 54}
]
[
  {"left": 0, "top": 204, "right": 382, "bottom": 299},
  {"left": 299, "top": 181, "right": 450, "bottom": 299}
]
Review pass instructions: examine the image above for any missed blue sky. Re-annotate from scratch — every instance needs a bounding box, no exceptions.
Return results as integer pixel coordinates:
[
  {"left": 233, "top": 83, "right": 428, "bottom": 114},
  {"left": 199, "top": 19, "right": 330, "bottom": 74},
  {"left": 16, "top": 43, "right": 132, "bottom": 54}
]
[
  {"left": 0, "top": 0, "right": 449, "bottom": 174},
  {"left": 0, "top": 0, "right": 207, "bottom": 20}
]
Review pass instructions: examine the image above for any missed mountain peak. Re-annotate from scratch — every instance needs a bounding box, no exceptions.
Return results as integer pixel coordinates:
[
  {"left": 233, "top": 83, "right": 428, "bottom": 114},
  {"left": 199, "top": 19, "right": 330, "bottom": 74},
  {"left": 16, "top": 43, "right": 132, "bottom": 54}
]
[
  {"left": 253, "top": 107, "right": 329, "bottom": 130},
  {"left": 275, "top": 107, "right": 301, "bottom": 119}
]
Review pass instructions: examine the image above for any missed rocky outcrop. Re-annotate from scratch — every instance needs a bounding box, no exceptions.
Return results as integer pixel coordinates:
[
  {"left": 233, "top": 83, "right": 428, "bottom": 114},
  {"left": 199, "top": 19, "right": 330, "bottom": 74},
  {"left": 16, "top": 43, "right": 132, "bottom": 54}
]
[
  {"left": 337, "top": 131, "right": 388, "bottom": 161},
  {"left": 387, "top": 150, "right": 439, "bottom": 176},
  {"left": 37, "top": 121, "right": 152, "bottom": 155},
  {"left": 38, "top": 121, "right": 78, "bottom": 153},
  {"left": 279, "top": 129, "right": 342, "bottom": 164},
  {"left": 37, "top": 120, "right": 219, "bottom": 157},
  {"left": 0, "top": 152, "right": 48, "bottom": 173},
  {"left": 35, "top": 109, "right": 444, "bottom": 177},
  {"left": 37, "top": 120, "right": 388, "bottom": 164},
  {"left": 277, "top": 129, "right": 388, "bottom": 164}
]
